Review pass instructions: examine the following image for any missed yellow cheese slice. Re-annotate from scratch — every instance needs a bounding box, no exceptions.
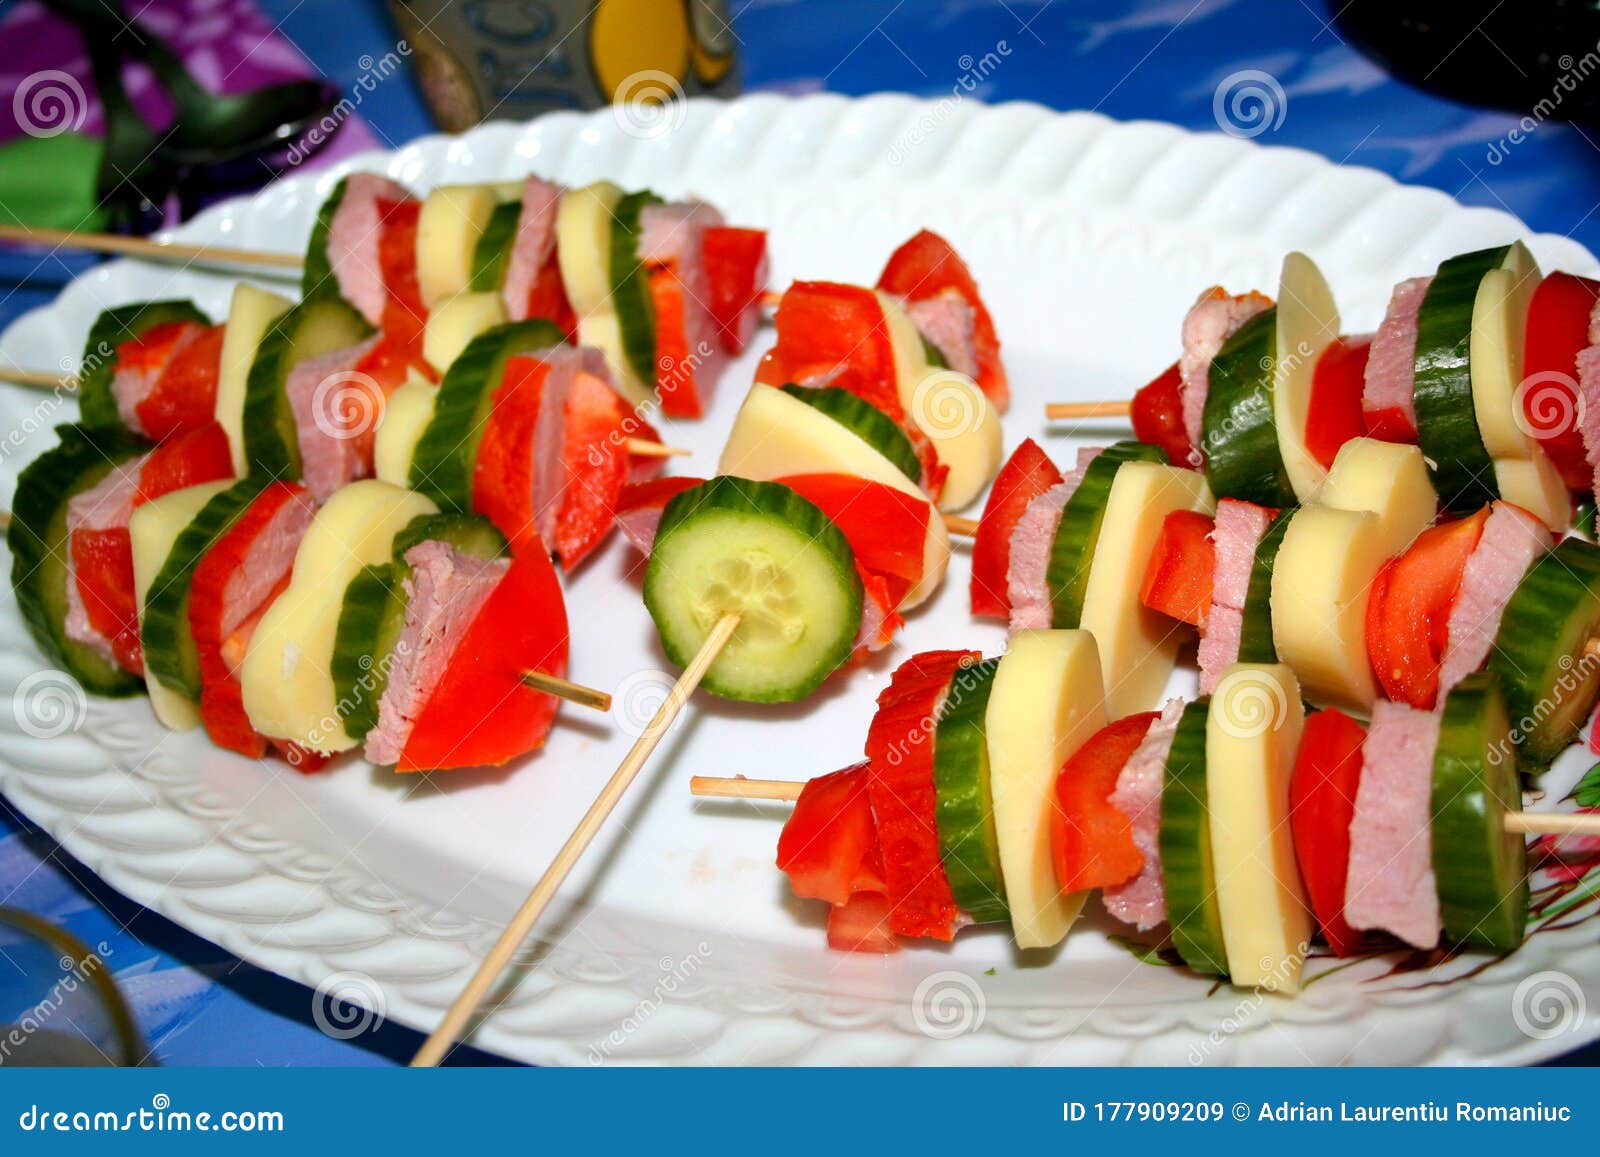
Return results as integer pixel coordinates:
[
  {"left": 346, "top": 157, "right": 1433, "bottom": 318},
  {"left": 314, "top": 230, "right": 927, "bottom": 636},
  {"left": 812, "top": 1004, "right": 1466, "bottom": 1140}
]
[
  {"left": 240, "top": 480, "right": 437, "bottom": 751},
  {"left": 1080, "top": 461, "right": 1215, "bottom": 716},
  {"left": 216, "top": 283, "right": 291, "bottom": 476},
  {"left": 985, "top": 629, "right": 1108, "bottom": 949},
  {"left": 718, "top": 384, "right": 950, "bottom": 609},
  {"left": 1494, "top": 449, "right": 1570, "bottom": 532},
  {"left": 416, "top": 184, "right": 501, "bottom": 306},
  {"left": 373, "top": 374, "right": 438, "bottom": 486},
  {"left": 423, "top": 290, "right": 507, "bottom": 374},
  {"left": 555, "top": 181, "right": 646, "bottom": 399},
  {"left": 1471, "top": 240, "right": 1541, "bottom": 460},
  {"left": 1318, "top": 436, "right": 1436, "bottom": 557},
  {"left": 1270, "top": 504, "right": 1387, "bottom": 710},
  {"left": 128, "top": 481, "right": 233, "bottom": 730},
  {"left": 1206, "top": 662, "right": 1311, "bottom": 993},
  {"left": 1273, "top": 252, "right": 1341, "bottom": 502}
]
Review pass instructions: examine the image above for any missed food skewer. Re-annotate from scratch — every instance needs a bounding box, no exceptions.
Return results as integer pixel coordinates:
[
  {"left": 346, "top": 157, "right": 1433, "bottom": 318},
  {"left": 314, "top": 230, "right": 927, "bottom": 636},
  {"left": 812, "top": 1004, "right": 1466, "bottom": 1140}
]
[
  {"left": 411, "top": 612, "right": 740, "bottom": 1067},
  {"left": 1045, "top": 400, "right": 1131, "bottom": 420},
  {"left": 0, "top": 224, "right": 303, "bottom": 273}
]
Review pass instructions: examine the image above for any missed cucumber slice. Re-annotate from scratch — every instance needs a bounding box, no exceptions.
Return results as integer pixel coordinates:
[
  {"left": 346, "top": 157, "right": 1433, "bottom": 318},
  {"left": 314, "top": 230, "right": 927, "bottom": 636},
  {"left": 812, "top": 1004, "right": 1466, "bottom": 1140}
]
[
  {"left": 8, "top": 424, "right": 151, "bottom": 695},
  {"left": 1201, "top": 307, "right": 1298, "bottom": 507},
  {"left": 392, "top": 512, "right": 508, "bottom": 560},
  {"left": 609, "top": 189, "right": 664, "bottom": 389},
  {"left": 242, "top": 297, "right": 373, "bottom": 478},
  {"left": 1237, "top": 510, "right": 1291, "bottom": 664},
  {"left": 78, "top": 300, "right": 211, "bottom": 430},
  {"left": 1159, "top": 698, "right": 1229, "bottom": 977},
  {"left": 931, "top": 656, "right": 1008, "bottom": 924},
  {"left": 1044, "top": 440, "right": 1166, "bottom": 628},
  {"left": 407, "top": 318, "right": 566, "bottom": 510},
  {"left": 643, "top": 477, "right": 863, "bottom": 703},
  {"left": 1413, "top": 247, "right": 1524, "bottom": 513},
  {"left": 1431, "top": 673, "right": 1527, "bottom": 951},
  {"left": 919, "top": 334, "right": 949, "bottom": 370},
  {"left": 142, "top": 478, "right": 270, "bottom": 701},
  {"left": 1487, "top": 537, "right": 1600, "bottom": 766},
  {"left": 468, "top": 200, "right": 523, "bottom": 293},
  {"left": 778, "top": 384, "right": 922, "bottom": 484},
  {"left": 300, "top": 176, "right": 348, "bottom": 304}
]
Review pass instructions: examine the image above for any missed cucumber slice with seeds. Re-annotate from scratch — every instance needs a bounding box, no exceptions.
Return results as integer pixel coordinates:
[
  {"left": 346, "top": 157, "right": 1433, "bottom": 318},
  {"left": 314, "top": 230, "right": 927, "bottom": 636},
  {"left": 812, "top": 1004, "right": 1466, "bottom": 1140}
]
[
  {"left": 8, "top": 424, "right": 151, "bottom": 696},
  {"left": 1238, "top": 510, "right": 1291, "bottom": 664},
  {"left": 931, "top": 656, "right": 1008, "bottom": 924},
  {"left": 1487, "top": 537, "right": 1600, "bottom": 766},
  {"left": 778, "top": 384, "right": 922, "bottom": 484},
  {"left": 469, "top": 200, "right": 524, "bottom": 293},
  {"left": 242, "top": 297, "right": 373, "bottom": 478},
  {"left": 1159, "top": 697, "right": 1230, "bottom": 977},
  {"left": 1044, "top": 440, "right": 1166, "bottom": 628},
  {"left": 1201, "top": 307, "right": 1297, "bottom": 507},
  {"left": 609, "top": 189, "right": 663, "bottom": 387},
  {"left": 142, "top": 478, "right": 270, "bottom": 701},
  {"left": 1431, "top": 673, "right": 1527, "bottom": 951},
  {"left": 643, "top": 477, "right": 862, "bottom": 703},
  {"left": 78, "top": 300, "right": 211, "bottom": 430}
]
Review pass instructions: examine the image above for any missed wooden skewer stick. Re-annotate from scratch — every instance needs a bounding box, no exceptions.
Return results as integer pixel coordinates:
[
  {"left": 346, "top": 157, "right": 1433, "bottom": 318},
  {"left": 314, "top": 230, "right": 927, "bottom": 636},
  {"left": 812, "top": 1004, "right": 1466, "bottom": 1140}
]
[
  {"left": 0, "top": 224, "right": 302, "bottom": 272},
  {"left": 689, "top": 775, "right": 1600, "bottom": 836},
  {"left": 411, "top": 612, "right": 742, "bottom": 1067},
  {"left": 519, "top": 671, "right": 612, "bottom": 713},
  {"left": 1046, "top": 400, "right": 1132, "bottom": 420},
  {"left": 623, "top": 438, "right": 691, "bottom": 458},
  {"left": 941, "top": 514, "right": 979, "bottom": 537}
]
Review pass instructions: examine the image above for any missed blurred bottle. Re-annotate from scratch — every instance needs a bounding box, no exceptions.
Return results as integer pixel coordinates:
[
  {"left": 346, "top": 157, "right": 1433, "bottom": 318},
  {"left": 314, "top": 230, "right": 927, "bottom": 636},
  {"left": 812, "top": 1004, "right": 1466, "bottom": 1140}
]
[{"left": 389, "top": 0, "right": 740, "bottom": 132}]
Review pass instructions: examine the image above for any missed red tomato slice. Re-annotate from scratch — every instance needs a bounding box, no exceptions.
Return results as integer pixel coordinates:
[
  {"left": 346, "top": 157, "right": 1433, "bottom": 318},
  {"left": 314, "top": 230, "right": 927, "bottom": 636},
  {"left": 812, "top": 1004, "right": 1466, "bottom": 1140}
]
[
  {"left": 1363, "top": 405, "right": 1418, "bottom": 444},
  {"left": 71, "top": 527, "right": 142, "bottom": 675},
  {"left": 755, "top": 281, "right": 902, "bottom": 416},
  {"left": 1524, "top": 272, "right": 1600, "bottom": 492},
  {"left": 1366, "top": 507, "right": 1491, "bottom": 709},
  {"left": 115, "top": 320, "right": 191, "bottom": 378},
  {"left": 876, "top": 229, "right": 1008, "bottom": 411},
  {"left": 375, "top": 197, "right": 425, "bottom": 337},
  {"left": 702, "top": 226, "right": 768, "bottom": 355},
  {"left": 525, "top": 250, "right": 578, "bottom": 342},
  {"left": 826, "top": 891, "right": 901, "bottom": 954},
  {"left": 135, "top": 423, "right": 235, "bottom": 502},
  {"left": 472, "top": 355, "right": 552, "bottom": 555},
  {"left": 648, "top": 266, "right": 701, "bottom": 418},
  {"left": 776, "top": 474, "right": 929, "bottom": 608},
  {"left": 617, "top": 476, "right": 703, "bottom": 520},
  {"left": 1129, "top": 361, "right": 1194, "bottom": 467},
  {"left": 970, "top": 438, "right": 1062, "bottom": 619},
  {"left": 555, "top": 371, "right": 663, "bottom": 569},
  {"left": 1305, "top": 335, "right": 1373, "bottom": 469},
  {"left": 1051, "top": 711, "right": 1158, "bottom": 894},
  {"left": 776, "top": 762, "right": 877, "bottom": 906},
  {"left": 1140, "top": 509, "right": 1215, "bottom": 628},
  {"left": 188, "top": 483, "right": 309, "bottom": 759},
  {"left": 135, "top": 323, "right": 225, "bottom": 441},
  {"left": 863, "top": 650, "right": 975, "bottom": 940},
  {"left": 1289, "top": 707, "right": 1369, "bottom": 956},
  {"left": 397, "top": 545, "right": 570, "bottom": 772}
]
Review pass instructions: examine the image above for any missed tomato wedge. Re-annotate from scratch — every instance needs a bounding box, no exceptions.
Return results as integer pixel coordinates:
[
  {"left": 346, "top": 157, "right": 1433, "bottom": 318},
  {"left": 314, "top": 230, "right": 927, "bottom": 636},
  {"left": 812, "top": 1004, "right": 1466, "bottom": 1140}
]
[
  {"left": 649, "top": 266, "right": 700, "bottom": 418},
  {"left": 826, "top": 891, "right": 901, "bottom": 954},
  {"left": 1524, "top": 272, "right": 1600, "bottom": 492},
  {"left": 1140, "top": 509, "right": 1215, "bottom": 628},
  {"left": 375, "top": 197, "right": 425, "bottom": 339},
  {"left": 397, "top": 545, "right": 570, "bottom": 772},
  {"left": 556, "top": 370, "right": 664, "bottom": 569},
  {"left": 472, "top": 355, "right": 552, "bottom": 555},
  {"left": 970, "top": 438, "right": 1062, "bottom": 619},
  {"left": 71, "top": 528, "right": 142, "bottom": 674},
  {"left": 1366, "top": 507, "right": 1490, "bottom": 709},
  {"left": 1051, "top": 712, "right": 1157, "bottom": 894},
  {"left": 864, "top": 650, "right": 974, "bottom": 940},
  {"left": 776, "top": 762, "right": 877, "bottom": 906},
  {"left": 1289, "top": 707, "right": 1369, "bottom": 956},
  {"left": 135, "top": 423, "right": 235, "bottom": 500},
  {"left": 777, "top": 474, "right": 929, "bottom": 608},
  {"left": 1129, "top": 361, "right": 1193, "bottom": 467},
  {"left": 755, "top": 281, "right": 901, "bottom": 417},
  {"left": 135, "top": 323, "right": 226, "bottom": 441},
  {"left": 702, "top": 225, "right": 768, "bottom": 355},
  {"left": 1305, "top": 335, "right": 1372, "bottom": 469},
  {"left": 876, "top": 229, "right": 1008, "bottom": 410}
]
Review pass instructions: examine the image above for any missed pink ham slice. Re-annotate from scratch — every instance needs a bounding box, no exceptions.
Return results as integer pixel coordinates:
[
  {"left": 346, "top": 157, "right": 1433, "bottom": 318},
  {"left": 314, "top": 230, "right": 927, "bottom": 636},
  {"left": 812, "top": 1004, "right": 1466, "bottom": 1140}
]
[
  {"left": 1103, "top": 698, "right": 1184, "bottom": 931},
  {"left": 1344, "top": 701, "right": 1443, "bottom": 950},
  {"left": 1197, "top": 499, "right": 1273, "bottom": 693},
  {"left": 110, "top": 323, "right": 205, "bottom": 434},
  {"left": 1577, "top": 298, "right": 1600, "bottom": 494},
  {"left": 1363, "top": 275, "right": 1433, "bottom": 436},
  {"left": 324, "top": 172, "right": 414, "bottom": 326},
  {"left": 905, "top": 290, "right": 979, "bottom": 380},
  {"left": 1005, "top": 446, "right": 1102, "bottom": 634},
  {"left": 284, "top": 336, "right": 382, "bottom": 502},
  {"left": 522, "top": 344, "right": 611, "bottom": 546},
  {"left": 364, "top": 541, "right": 510, "bottom": 767},
  {"left": 217, "top": 490, "right": 318, "bottom": 661},
  {"left": 501, "top": 175, "right": 564, "bottom": 322},
  {"left": 1179, "top": 288, "right": 1274, "bottom": 457},
  {"left": 1437, "top": 502, "right": 1551, "bottom": 699},
  {"left": 61, "top": 459, "right": 146, "bottom": 664},
  {"left": 637, "top": 201, "right": 729, "bottom": 398}
]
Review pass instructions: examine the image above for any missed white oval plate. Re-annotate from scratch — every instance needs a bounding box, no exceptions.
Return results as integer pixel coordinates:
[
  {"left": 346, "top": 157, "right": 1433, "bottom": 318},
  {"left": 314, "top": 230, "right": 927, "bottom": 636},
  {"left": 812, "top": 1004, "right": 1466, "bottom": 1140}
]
[{"left": 3, "top": 94, "right": 1598, "bottom": 1067}]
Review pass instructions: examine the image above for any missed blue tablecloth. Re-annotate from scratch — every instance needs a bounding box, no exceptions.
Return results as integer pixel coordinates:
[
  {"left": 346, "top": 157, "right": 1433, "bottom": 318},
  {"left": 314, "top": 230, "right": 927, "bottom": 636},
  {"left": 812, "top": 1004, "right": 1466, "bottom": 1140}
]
[{"left": 1, "top": 0, "right": 1596, "bottom": 1066}]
